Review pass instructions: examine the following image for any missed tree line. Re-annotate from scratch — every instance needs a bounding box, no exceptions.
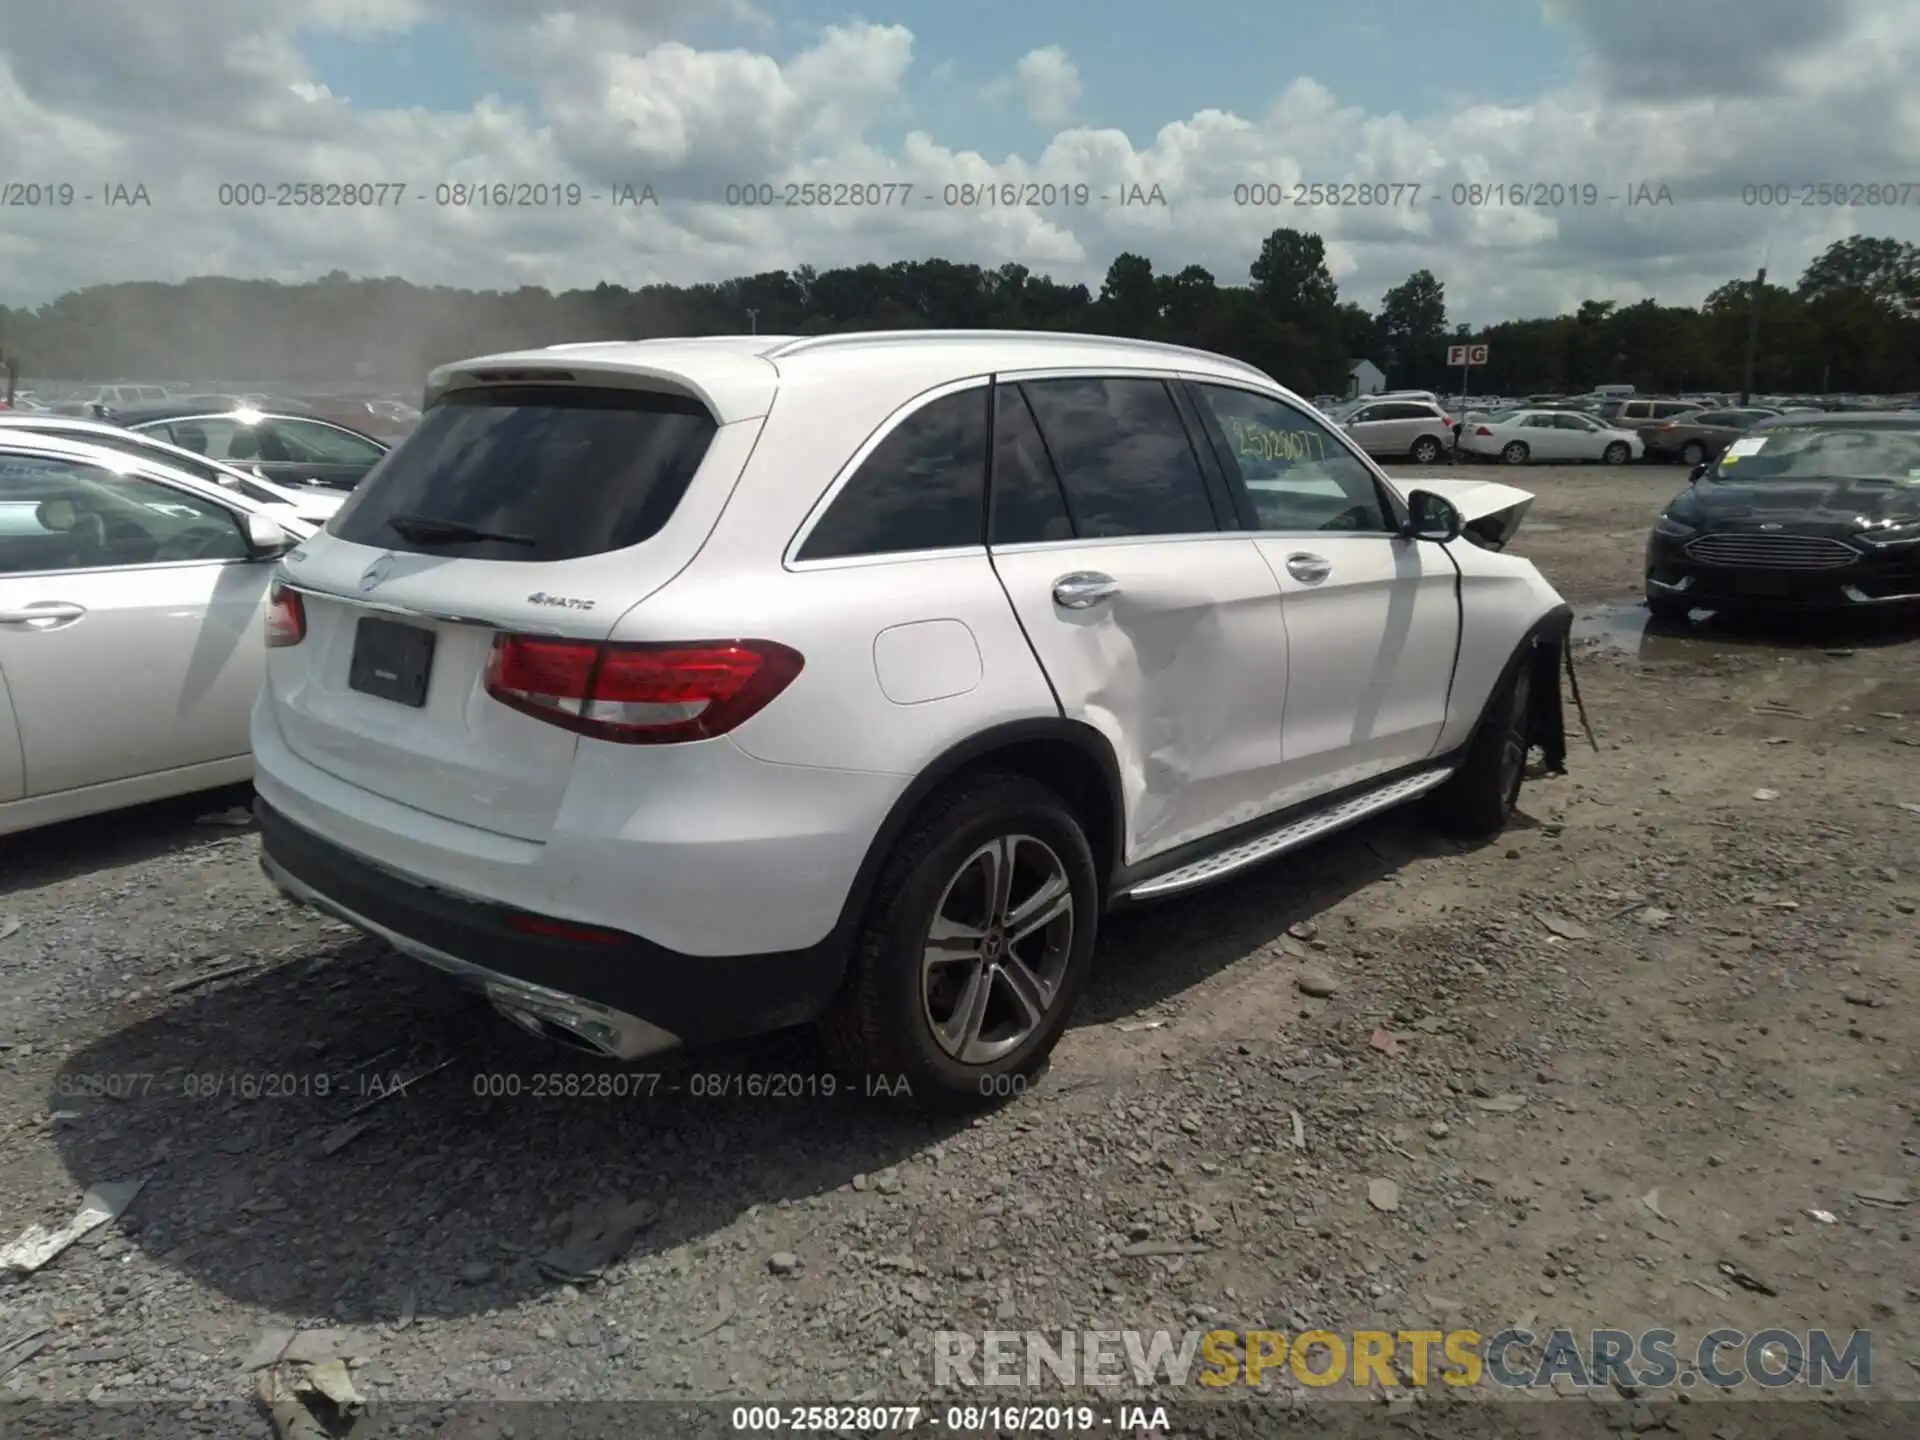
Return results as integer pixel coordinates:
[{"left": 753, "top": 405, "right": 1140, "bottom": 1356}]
[{"left": 2, "top": 230, "right": 1915, "bottom": 397}]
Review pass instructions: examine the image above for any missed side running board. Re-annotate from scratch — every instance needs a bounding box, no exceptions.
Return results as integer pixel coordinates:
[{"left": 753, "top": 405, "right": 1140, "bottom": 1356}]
[{"left": 1122, "top": 767, "right": 1455, "bottom": 901}]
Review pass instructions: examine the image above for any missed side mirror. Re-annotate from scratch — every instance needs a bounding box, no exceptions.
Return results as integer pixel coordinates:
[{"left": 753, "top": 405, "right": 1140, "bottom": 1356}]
[
  {"left": 1688, "top": 462, "right": 1708, "bottom": 484},
  {"left": 243, "top": 511, "right": 295, "bottom": 558},
  {"left": 1404, "top": 489, "right": 1462, "bottom": 543}
]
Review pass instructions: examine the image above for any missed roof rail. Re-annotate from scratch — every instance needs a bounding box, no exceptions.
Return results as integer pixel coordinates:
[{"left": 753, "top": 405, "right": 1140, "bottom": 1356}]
[{"left": 761, "top": 329, "right": 1273, "bottom": 381}]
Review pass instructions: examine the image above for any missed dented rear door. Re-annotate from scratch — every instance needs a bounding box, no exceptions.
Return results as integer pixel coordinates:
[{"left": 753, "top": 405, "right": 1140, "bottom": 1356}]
[{"left": 984, "top": 375, "right": 1289, "bottom": 865}]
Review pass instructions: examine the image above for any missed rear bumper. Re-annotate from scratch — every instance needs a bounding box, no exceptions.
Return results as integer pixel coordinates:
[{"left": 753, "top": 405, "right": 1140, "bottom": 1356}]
[{"left": 256, "top": 798, "right": 850, "bottom": 1056}]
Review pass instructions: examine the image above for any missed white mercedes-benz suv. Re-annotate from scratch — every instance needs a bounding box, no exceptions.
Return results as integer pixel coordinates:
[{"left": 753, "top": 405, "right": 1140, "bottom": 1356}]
[{"left": 251, "top": 330, "right": 1572, "bottom": 1109}]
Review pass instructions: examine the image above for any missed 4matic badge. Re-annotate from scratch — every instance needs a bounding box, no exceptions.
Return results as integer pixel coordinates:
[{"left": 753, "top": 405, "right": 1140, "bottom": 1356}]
[{"left": 527, "top": 592, "right": 596, "bottom": 611}]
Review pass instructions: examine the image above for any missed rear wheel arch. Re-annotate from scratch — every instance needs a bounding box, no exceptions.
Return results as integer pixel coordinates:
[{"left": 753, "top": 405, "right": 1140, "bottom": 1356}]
[{"left": 838, "top": 720, "right": 1125, "bottom": 932}]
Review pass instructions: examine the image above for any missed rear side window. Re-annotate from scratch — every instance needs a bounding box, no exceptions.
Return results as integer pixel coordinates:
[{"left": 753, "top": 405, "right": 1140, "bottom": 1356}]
[
  {"left": 1020, "top": 377, "right": 1216, "bottom": 539},
  {"left": 796, "top": 387, "right": 988, "bottom": 561},
  {"left": 328, "top": 385, "right": 717, "bottom": 561},
  {"left": 988, "top": 385, "right": 1073, "bottom": 545}
]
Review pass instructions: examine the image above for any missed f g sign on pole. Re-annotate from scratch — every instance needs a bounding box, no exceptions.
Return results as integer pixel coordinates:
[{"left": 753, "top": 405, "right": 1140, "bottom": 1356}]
[{"left": 1447, "top": 343, "right": 1489, "bottom": 400}]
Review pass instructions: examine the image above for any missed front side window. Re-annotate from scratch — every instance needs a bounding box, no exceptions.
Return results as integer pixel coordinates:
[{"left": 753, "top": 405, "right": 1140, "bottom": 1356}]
[
  {"left": 0, "top": 454, "right": 248, "bottom": 574},
  {"left": 1190, "top": 384, "right": 1391, "bottom": 533},
  {"left": 796, "top": 386, "right": 988, "bottom": 561},
  {"left": 1019, "top": 377, "right": 1217, "bottom": 539}
]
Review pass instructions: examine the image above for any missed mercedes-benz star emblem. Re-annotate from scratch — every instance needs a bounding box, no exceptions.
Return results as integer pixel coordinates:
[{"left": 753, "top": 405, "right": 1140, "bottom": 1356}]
[{"left": 359, "top": 555, "right": 394, "bottom": 591}]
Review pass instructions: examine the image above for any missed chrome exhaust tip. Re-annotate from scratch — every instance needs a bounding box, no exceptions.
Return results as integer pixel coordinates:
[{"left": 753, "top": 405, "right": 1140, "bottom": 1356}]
[{"left": 487, "top": 990, "right": 622, "bottom": 1058}]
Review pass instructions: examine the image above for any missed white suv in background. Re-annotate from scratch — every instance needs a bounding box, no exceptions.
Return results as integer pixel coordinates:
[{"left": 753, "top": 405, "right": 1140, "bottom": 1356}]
[
  {"left": 1337, "top": 397, "right": 1457, "bottom": 463},
  {"left": 251, "top": 330, "right": 1572, "bottom": 1109}
]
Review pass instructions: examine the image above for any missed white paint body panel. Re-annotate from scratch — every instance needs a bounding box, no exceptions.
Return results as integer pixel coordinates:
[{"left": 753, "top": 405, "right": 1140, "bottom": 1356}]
[
  {"left": 1255, "top": 535, "right": 1460, "bottom": 803},
  {"left": 264, "top": 417, "right": 769, "bottom": 840},
  {"left": 252, "top": 699, "right": 906, "bottom": 955},
  {"left": 872, "top": 620, "right": 983, "bottom": 705},
  {"left": 990, "top": 535, "right": 1288, "bottom": 863},
  {"left": 1434, "top": 544, "right": 1567, "bottom": 753}
]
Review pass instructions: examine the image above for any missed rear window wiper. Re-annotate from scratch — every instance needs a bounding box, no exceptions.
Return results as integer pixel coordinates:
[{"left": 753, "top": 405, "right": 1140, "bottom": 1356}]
[{"left": 385, "top": 512, "right": 535, "bottom": 546}]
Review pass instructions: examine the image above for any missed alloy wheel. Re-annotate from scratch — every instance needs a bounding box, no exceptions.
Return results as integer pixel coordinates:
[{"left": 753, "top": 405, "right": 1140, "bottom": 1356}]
[{"left": 920, "top": 834, "right": 1075, "bottom": 1065}]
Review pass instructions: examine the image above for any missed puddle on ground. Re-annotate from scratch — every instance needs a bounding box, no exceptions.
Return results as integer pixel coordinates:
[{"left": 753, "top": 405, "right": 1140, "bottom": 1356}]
[{"left": 1571, "top": 602, "right": 1911, "bottom": 662}]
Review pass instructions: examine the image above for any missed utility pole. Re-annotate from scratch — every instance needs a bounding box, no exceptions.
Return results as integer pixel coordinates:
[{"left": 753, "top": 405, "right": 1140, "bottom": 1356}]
[
  {"left": 1738, "top": 265, "right": 1765, "bottom": 407},
  {"left": 745, "top": 309, "right": 759, "bottom": 335}
]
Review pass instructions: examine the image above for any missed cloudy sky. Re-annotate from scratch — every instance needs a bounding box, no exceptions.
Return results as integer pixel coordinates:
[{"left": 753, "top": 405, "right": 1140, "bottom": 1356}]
[{"left": 1, "top": 0, "right": 1916, "bottom": 320}]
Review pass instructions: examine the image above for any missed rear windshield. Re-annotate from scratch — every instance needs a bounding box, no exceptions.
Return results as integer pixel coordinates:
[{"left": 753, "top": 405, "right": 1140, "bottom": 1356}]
[{"left": 327, "top": 385, "right": 717, "bottom": 561}]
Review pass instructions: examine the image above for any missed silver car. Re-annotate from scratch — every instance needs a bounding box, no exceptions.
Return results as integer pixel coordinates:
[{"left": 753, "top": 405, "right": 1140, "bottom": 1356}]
[
  {"left": 0, "top": 431, "right": 307, "bottom": 836},
  {"left": 1337, "top": 398, "right": 1456, "bottom": 463},
  {"left": 0, "top": 415, "right": 343, "bottom": 525}
]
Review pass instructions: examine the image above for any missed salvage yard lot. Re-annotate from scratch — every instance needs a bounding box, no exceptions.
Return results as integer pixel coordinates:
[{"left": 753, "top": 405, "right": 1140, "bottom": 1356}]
[{"left": 0, "top": 463, "right": 1913, "bottom": 1415}]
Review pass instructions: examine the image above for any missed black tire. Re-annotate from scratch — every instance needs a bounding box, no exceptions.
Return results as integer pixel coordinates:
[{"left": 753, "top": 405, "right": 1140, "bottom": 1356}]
[
  {"left": 1428, "top": 655, "right": 1533, "bottom": 838},
  {"left": 1680, "top": 441, "right": 1706, "bottom": 465},
  {"left": 1602, "top": 441, "right": 1631, "bottom": 465},
  {"left": 1501, "top": 441, "right": 1529, "bottom": 465},
  {"left": 1410, "top": 435, "right": 1443, "bottom": 463},
  {"left": 1645, "top": 593, "right": 1692, "bottom": 623},
  {"left": 819, "top": 773, "right": 1099, "bottom": 1112}
]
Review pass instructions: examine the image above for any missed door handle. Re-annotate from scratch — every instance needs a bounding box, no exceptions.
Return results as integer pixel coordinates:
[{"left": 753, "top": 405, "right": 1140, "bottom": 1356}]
[
  {"left": 1051, "top": 571, "right": 1119, "bottom": 609},
  {"left": 1284, "top": 553, "right": 1331, "bottom": 583},
  {"left": 0, "top": 601, "right": 87, "bottom": 628}
]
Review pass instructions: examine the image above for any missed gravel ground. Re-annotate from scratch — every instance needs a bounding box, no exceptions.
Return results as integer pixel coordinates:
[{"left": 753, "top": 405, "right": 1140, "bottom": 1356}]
[{"left": 0, "top": 461, "right": 1915, "bottom": 1434}]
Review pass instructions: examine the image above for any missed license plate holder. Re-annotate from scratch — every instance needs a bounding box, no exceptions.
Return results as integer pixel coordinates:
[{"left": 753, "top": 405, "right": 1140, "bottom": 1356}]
[
  {"left": 1733, "top": 573, "right": 1795, "bottom": 598},
  {"left": 348, "top": 617, "right": 436, "bottom": 708}
]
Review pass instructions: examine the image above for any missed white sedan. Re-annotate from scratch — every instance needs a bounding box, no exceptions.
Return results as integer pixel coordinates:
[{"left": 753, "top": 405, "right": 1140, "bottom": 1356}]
[
  {"left": 1458, "top": 408, "right": 1644, "bottom": 465},
  {"left": 0, "top": 431, "right": 310, "bottom": 836}
]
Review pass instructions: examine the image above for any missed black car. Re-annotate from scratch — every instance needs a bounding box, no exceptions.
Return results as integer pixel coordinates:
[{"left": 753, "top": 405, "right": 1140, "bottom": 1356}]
[
  {"left": 102, "top": 402, "right": 389, "bottom": 491},
  {"left": 1644, "top": 411, "right": 1920, "bottom": 620}
]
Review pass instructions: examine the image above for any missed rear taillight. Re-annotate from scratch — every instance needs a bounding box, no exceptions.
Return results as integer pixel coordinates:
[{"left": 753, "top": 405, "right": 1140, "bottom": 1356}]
[
  {"left": 1475, "top": 425, "right": 1493, "bottom": 436},
  {"left": 266, "top": 583, "right": 305, "bottom": 647},
  {"left": 483, "top": 636, "right": 803, "bottom": 744}
]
